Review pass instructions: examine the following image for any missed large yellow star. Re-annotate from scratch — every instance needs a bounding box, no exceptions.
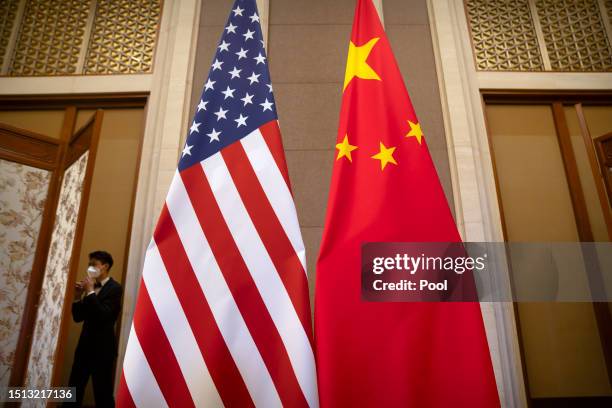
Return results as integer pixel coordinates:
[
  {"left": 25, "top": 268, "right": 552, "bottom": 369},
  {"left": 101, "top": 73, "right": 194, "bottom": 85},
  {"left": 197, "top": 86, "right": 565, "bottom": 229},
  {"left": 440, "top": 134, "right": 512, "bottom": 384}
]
[
  {"left": 336, "top": 135, "right": 358, "bottom": 162},
  {"left": 371, "top": 142, "right": 397, "bottom": 170},
  {"left": 343, "top": 37, "right": 381, "bottom": 91},
  {"left": 406, "top": 120, "right": 424, "bottom": 144}
]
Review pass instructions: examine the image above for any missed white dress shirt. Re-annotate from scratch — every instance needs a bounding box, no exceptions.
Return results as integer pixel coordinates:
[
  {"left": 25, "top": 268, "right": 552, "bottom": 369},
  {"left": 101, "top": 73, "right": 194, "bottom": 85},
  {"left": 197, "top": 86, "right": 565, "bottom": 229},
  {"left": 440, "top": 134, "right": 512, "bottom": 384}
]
[{"left": 87, "top": 276, "right": 110, "bottom": 297}]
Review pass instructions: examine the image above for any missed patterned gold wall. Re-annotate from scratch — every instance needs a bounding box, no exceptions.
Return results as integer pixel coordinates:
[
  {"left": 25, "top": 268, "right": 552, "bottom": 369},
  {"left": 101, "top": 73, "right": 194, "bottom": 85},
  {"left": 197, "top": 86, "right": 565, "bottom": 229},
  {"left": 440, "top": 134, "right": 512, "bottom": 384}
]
[
  {"left": 536, "top": 0, "right": 612, "bottom": 71},
  {"left": 465, "top": 0, "right": 544, "bottom": 71},
  {"left": 0, "top": 0, "right": 19, "bottom": 69},
  {"left": 466, "top": 0, "right": 612, "bottom": 71},
  {"left": 84, "top": 0, "right": 161, "bottom": 74},
  {"left": 0, "top": 0, "right": 161, "bottom": 76},
  {"left": 10, "top": 0, "right": 89, "bottom": 76},
  {"left": 2, "top": 1, "right": 612, "bottom": 74}
]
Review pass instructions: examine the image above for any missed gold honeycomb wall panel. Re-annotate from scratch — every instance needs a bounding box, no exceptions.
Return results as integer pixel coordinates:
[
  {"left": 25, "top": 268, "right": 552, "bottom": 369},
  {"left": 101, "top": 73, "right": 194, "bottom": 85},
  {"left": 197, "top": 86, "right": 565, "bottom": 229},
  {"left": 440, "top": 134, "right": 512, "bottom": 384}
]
[
  {"left": 535, "top": 0, "right": 612, "bottom": 71},
  {"left": 83, "top": 0, "right": 161, "bottom": 74},
  {"left": 0, "top": 0, "right": 19, "bottom": 69},
  {"left": 9, "top": 0, "right": 90, "bottom": 76},
  {"left": 604, "top": 0, "right": 612, "bottom": 28},
  {"left": 465, "top": 0, "right": 545, "bottom": 71}
]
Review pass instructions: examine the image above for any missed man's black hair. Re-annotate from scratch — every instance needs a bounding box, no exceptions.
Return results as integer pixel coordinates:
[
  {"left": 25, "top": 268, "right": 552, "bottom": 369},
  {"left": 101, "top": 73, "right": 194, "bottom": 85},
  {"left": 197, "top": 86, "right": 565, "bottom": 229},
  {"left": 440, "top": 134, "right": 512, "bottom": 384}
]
[{"left": 89, "top": 250, "right": 114, "bottom": 271}]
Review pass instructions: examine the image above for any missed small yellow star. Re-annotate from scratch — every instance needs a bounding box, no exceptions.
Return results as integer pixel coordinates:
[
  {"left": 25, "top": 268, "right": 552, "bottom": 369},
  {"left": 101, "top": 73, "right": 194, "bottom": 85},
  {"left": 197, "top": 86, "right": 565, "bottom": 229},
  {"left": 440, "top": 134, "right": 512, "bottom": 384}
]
[
  {"left": 406, "top": 120, "right": 424, "bottom": 144},
  {"left": 336, "top": 135, "right": 358, "bottom": 162},
  {"left": 343, "top": 37, "right": 381, "bottom": 91},
  {"left": 371, "top": 142, "right": 397, "bottom": 170}
]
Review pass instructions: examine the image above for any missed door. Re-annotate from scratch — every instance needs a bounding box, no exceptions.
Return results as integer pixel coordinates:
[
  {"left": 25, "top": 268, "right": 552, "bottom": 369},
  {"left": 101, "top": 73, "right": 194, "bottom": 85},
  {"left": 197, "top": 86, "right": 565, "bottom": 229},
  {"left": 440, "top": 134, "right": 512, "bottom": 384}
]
[
  {"left": 594, "top": 132, "right": 612, "bottom": 208},
  {"left": 0, "top": 109, "right": 103, "bottom": 390},
  {"left": 484, "top": 98, "right": 612, "bottom": 406}
]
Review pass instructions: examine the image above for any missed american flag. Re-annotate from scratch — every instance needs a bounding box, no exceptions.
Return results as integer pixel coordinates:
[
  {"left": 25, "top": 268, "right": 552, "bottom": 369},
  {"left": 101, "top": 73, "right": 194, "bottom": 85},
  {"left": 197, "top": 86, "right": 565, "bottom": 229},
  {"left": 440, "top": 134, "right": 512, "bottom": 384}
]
[{"left": 117, "top": 0, "right": 318, "bottom": 406}]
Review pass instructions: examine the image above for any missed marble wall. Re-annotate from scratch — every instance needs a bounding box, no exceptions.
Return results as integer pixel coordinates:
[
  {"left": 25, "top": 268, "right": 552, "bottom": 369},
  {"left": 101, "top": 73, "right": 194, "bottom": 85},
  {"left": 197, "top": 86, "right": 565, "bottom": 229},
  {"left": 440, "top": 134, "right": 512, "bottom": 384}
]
[{"left": 190, "top": 0, "right": 454, "bottom": 298}]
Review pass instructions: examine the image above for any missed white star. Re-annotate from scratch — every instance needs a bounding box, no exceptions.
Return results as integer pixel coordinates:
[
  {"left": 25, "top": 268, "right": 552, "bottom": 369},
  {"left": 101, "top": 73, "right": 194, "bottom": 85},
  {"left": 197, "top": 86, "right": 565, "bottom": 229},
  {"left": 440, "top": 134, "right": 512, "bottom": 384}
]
[
  {"left": 182, "top": 144, "right": 193, "bottom": 157},
  {"left": 241, "top": 92, "right": 254, "bottom": 106},
  {"left": 266, "top": 83, "right": 273, "bottom": 93},
  {"left": 235, "top": 48, "right": 248, "bottom": 60},
  {"left": 235, "top": 114, "right": 248, "bottom": 127},
  {"left": 247, "top": 72, "right": 260, "bottom": 85},
  {"left": 225, "top": 22, "right": 237, "bottom": 34},
  {"left": 221, "top": 86, "right": 235, "bottom": 99},
  {"left": 254, "top": 52, "right": 266, "bottom": 65},
  {"left": 189, "top": 121, "right": 201, "bottom": 134},
  {"left": 214, "top": 106, "right": 228, "bottom": 121},
  {"left": 243, "top": 29, "right": 255, "bottom": 41},
  {"left": 204, "top": 79, "right": 215, "bottom": 91},
  {"left": 197, "top": 99, "right": 208, "bottom": 111},
  {"left": 232, "top": 6, "right": 244, "bottom": 16},
  {"left": 260, "top": 98, "right": 274, "bottom": 112},
  {"left": 249, "top": 13, "right": 260, "bottom": 23},
  {"left": 218, "top": 40, "right": 230, "bottom": 52},
  {"left": 228, "top": 66, "right": 242, "bottom": 79},
  {"left": 207, "top": 128, "right": 221, "bottom": 142},
  {"left": 211, "top": 58, "right": 223, "bottom": 71}
]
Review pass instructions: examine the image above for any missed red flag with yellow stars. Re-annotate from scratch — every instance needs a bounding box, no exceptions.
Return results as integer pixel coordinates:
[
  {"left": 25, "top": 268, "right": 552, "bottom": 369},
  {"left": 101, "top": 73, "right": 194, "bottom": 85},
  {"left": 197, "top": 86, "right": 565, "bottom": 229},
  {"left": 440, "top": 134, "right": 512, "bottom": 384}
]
[{"left": 314, "top": 0, "right": 500, "bottom": 406}]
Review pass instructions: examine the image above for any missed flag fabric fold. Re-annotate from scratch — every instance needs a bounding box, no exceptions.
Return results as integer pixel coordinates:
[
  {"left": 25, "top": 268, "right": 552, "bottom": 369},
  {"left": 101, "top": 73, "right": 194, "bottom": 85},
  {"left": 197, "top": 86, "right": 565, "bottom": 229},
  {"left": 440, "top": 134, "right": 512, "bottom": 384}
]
[
  {"left": 314, "top": 0, "right": 500, "bottom": 406},
  {"left": 117, "top": 0, "right": 318, "bottom": 406}
]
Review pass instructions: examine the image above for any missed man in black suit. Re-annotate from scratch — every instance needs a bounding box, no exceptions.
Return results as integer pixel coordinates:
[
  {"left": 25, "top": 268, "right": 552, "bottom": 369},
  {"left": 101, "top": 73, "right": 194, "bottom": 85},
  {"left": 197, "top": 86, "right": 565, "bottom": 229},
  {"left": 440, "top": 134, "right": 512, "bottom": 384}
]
[{"left": 68, "top": 251, "right": 122, "bottom": 407}]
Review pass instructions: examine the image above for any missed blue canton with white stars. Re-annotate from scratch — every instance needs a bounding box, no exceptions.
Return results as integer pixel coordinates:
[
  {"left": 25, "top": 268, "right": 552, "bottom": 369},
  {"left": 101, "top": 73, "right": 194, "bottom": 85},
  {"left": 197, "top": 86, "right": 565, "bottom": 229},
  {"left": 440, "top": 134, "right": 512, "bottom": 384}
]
[{"left": 179, "top": 0, "right": 277, "bottom": 171}]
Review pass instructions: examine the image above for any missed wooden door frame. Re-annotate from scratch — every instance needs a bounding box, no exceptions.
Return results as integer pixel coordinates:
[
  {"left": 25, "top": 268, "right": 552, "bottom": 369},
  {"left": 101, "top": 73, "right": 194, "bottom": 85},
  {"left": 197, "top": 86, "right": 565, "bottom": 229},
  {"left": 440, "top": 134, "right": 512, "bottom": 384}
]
[
  {"left": 50, "top": 110, "right": 104, "bottom": 390},
  {"left": 593, "top": 131, "right": 612, "bottom": 210},
  {"left": 550, "top": 102, "right": 612, "bottom": 393},
  {"left": 481, "top": 90, "right": 612, "bottom": 407},
  {"left": 0, "top": 93, "right": 148, "bottom": 389},
  {"left": 574, "top": 107, "right": 612, "bottom": 240}
]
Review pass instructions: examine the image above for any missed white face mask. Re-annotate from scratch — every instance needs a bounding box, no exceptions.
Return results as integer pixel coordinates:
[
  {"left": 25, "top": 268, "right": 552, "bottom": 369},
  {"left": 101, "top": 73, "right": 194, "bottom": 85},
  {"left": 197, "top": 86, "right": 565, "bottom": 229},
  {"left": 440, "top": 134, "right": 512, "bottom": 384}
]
[{"left": 87, "top": 266, "right": 101, "bottom": 278}]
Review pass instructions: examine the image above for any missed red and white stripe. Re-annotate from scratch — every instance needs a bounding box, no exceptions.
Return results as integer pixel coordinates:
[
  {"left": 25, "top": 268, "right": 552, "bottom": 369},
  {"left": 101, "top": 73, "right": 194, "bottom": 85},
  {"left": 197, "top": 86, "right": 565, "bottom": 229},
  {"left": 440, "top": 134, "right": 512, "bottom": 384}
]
[{"left": 118, "top": 122, "right": 318, "bottom": 408}]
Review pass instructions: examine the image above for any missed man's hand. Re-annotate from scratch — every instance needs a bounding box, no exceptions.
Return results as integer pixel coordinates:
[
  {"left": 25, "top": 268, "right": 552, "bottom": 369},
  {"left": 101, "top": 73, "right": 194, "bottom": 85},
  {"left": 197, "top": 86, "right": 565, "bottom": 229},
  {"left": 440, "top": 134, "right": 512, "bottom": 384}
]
[
  {"left": 74, "top": 281, "right": 84, "bottom": 301},
  {"left": 83, "top": 276, "right": 95, "bottom": 294}
]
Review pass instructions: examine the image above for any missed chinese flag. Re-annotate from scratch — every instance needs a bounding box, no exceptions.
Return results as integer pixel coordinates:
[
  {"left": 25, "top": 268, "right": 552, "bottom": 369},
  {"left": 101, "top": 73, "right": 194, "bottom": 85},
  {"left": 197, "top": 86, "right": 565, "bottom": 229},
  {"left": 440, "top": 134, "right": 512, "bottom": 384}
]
[{"left": 314, "top": 0, "right": 500, "bottom": 406}]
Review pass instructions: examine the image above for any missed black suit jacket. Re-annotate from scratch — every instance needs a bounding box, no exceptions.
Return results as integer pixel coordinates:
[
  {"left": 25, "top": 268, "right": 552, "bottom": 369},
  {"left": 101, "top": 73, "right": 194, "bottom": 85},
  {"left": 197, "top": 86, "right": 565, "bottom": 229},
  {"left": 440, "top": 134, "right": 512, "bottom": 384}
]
[{"left": 72, "top": 277, "right": 123, "bottom": 360}]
